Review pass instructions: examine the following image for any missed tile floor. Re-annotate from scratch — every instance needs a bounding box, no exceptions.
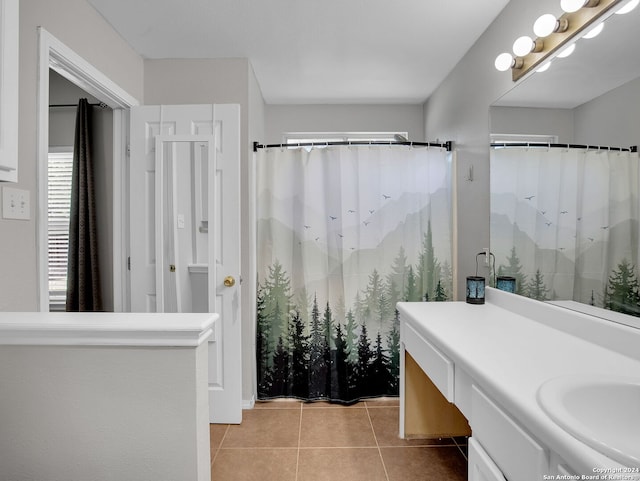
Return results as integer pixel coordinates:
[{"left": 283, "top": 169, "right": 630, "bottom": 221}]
[{"left": 209, "top": 398, "right": 468, "bottom": 481}]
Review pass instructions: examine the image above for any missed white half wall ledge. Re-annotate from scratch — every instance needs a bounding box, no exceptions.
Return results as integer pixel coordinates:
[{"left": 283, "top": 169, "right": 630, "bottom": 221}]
[{"left": 0, "top": 312, "right": 217, "bottom": 346}]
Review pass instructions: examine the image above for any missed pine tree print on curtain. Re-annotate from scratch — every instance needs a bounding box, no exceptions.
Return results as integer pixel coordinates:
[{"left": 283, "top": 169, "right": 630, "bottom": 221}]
[
  {"left": 491, "top": 146, "right": 640, "bottom": 315},
  {"left": 256, "top": 144, "right": 452, "bottom": 402}
]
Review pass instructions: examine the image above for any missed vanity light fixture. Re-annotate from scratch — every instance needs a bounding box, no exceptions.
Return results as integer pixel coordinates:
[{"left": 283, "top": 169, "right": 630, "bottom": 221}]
[
  {"left": 561, "top": 0, "right": 601, "bottom": 13},
  {"left": 557, "top": 43, "right": 576, "bottom": 57},
  {"left": 615, "top": 0, "right": 639, "bottom": 13},
  {"left": 533, "top": 14, "right": 569, "bottom": 38},
  {"left": 512, "top": 36, "right": 544, "bottom": 56},
  {"left": 498, "top": 0, "right": 627, "bottom": 81},
  {"left": 494, "top": 52, "right": 523, "bottom": 72},
  {"left": 582, "top": 22, "right": 604, "bottom": 38},
  {"left": 536, "top": 61, "right": 552, "bottom": 72}
]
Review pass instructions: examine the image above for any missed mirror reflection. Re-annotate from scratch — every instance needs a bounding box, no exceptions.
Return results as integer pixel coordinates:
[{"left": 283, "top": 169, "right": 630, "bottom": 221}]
[
  {"left": 489, "top": 4, "right": 640, "bottom": 327},
  {"left": 157, "top": 139, "right": 212, "bottom": 313}
]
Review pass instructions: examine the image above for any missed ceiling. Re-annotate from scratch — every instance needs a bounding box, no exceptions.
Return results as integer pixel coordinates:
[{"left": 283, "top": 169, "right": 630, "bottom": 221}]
[{"left": 87, "top": 0, "right": 509, "bottom": 104}]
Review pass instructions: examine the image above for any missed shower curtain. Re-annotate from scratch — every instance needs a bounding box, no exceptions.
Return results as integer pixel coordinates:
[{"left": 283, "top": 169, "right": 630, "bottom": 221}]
[
  {"left": 491, "top": 146, "right": 640, "bottom": 315},
  {"left": 256, "top": 144, "right": 452, "bottom": 402}
]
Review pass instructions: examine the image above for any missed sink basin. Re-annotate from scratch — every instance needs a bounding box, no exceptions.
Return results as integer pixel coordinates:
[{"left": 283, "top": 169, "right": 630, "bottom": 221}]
[{"left": 537, "top": 374, "right": 640, "bottom": 467}]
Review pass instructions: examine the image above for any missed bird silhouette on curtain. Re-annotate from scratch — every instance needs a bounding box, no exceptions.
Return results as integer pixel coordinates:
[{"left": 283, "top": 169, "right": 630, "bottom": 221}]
[{"left": 66, "top": 98, "right": 103, "bottom": 311}]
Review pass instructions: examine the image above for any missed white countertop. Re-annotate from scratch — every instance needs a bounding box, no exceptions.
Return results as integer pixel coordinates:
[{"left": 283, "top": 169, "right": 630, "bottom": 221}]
[
  {"left": 398, "top": 292, "right": 640, "bottom": 475},
  {"left": 0, "top": 312, "right": 217, "bottom": 346}
]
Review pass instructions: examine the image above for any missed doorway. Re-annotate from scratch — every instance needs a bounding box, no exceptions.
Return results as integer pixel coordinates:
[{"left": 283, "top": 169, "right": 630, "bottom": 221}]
[
  {"left": 36, "top": 28, "right": 139, "bottom": 312},
  {"left": 47, "top": 71, "right": 114, "bottom": 311}
]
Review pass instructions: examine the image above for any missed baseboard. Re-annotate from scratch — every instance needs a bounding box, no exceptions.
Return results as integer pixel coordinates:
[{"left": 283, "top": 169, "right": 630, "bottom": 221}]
[{"left": 242, "top": 395, "right": 255, "bottom": 410}]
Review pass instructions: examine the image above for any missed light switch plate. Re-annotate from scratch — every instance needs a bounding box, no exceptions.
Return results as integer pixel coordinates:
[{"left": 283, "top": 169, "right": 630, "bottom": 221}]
[{"left": 2, "top": 187, "right": 30, "bottom": 220}]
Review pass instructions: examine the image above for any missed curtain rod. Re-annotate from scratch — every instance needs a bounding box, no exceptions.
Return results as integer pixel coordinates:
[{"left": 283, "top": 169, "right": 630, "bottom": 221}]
[
  {"left": 253, "top": 140, "right": 453, "bottom": 152},
  {"left": 49, "top": 102, "right": 109, "bottom": 109},
  {"left": 491, "top": 142, "right": 637, "bottom": 153}
]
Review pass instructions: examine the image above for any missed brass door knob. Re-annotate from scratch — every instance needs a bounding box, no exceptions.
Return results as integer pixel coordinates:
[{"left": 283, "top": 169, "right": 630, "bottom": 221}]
[{"left": 224, "top": 276, "right": 236, "bottom": 287}]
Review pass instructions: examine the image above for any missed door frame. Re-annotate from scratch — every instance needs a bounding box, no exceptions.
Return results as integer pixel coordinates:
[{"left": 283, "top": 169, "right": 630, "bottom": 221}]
[{"left": 36, "top": 28, "right": 140, "bottom": 312}]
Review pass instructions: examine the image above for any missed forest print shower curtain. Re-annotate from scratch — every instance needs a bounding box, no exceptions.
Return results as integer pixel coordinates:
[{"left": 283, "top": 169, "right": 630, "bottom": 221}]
[
  {"left": 256, "top": 144, "right": 452, "bottom": 402},
  {"left": 491, "top": 146, "right": 640, "bottom": 315}
]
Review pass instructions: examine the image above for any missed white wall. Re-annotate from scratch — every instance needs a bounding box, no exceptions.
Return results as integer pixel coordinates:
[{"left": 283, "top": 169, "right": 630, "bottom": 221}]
[
  {"left": 265, "top": 104, "right": 425, "bottom": 143},
  {"left": 423, "top": 0, "right": 562, "bottom": 298},
  {"left": 0, "top": 0, "right": 143, "bottom": 311}
]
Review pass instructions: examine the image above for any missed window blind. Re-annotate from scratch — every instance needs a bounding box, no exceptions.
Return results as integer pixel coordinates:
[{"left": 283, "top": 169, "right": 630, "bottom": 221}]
[{"left": 48, "top": 150, "right": 73, "bottom": 310}]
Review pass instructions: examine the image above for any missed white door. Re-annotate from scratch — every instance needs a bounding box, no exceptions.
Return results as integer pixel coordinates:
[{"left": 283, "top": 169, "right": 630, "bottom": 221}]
[{"left": 130, "top": 104, "right": 242, "bottom": 423}]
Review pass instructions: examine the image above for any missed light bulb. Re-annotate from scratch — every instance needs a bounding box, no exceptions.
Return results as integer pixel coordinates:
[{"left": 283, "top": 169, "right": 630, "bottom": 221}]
[
  {"left": 561, "top": 0, "right": 586, "bottom": 12},
  {"left": 616, "top": 0, "right": 639, "bottom": 14},
  {"left": 495, "top": 52, "right": 514, "bottom": 72},
  {"left": 513, "top": 36, "right": 534, "bottom": 56},
  {"left": 557, "top": 43, "right": 576, "bottom": 58},
  {"left": 537, "top": 61, "right": 552, "bottom": 73},
  {"left": 583, "top": 22, "right": 604, "bottom": 39},
  {"left": 534, "top": 14, "right": 558, "bottom": 37}
]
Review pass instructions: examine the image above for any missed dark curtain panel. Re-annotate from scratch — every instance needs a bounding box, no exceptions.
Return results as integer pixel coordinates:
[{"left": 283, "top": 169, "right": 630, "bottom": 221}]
[{"left": 66, "top": 98, "right": 103, "bottom": 311}]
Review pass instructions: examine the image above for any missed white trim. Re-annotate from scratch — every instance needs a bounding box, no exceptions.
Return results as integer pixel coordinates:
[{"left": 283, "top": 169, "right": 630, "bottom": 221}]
[
  {"left": 0, "top": 312, "right": 217, "bottom": 347},
  {"left": 249, "top": 150, "right": 258, "bottom": 400},
  {"left": 490, "top": 133, "right": 559, "bottom": 144},
  {"left": 37, "top": 28, "right": 140, "bottom": 312},
  {"left": 283, "top": 131, "right": 409, "bottom": 143},
  {"left": 242, "top": 395, "right": 256, "bottom": 410},
  {"left": 0, "top": 0, "right": 19, "bottom": 182}
]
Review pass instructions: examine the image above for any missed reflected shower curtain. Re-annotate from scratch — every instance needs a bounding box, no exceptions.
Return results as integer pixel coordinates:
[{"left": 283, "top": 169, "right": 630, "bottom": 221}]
[
  {"left": 491, "top": 146, "right": 640, "bottom": 315},
  {"left": 256, "top": 144, "right": 452, "bottom": 402}
]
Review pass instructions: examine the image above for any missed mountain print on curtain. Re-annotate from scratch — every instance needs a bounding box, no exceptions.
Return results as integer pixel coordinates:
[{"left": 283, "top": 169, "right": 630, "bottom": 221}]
[
  {"left": 256, "top": 144, "right": 452, "bottom": 402},
  {"left": 491, "top": 146, "right": 640, "bottom": 316}
]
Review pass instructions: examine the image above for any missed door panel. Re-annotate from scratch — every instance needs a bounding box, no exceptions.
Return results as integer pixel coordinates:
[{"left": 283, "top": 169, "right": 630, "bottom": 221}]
[{"left": 130, "top": 104, "right": 241, "bottom": 423}]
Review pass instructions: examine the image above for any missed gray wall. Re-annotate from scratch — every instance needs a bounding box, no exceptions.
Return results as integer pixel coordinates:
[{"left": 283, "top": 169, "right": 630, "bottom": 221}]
[
  {"left": 0, "top": 0, "right": 143, "bottom": 311},
  {"left": 574, "top": 75, "right": 640, "bottom": 147},
  {"left": 423, "top": 0, "right": 561, "bottom": 298},
  {"left": 489, "top": 106, "right": 575, "bottom": 143},
  {"left": 265, "top": 104, "right": 425, "bottom": 143},
  {"left": 0, "top": 342, "right": 210, "bottom": 481},
  {"left": 489, "top": 74, "right": 640, "bottom": 148},
  {"left": 49, "top": 71, "right": 115, "bottom": 311}
]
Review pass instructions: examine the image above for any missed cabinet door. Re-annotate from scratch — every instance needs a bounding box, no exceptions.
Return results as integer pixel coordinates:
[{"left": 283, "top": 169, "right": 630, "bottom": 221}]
[{"left": 469, "top": 437, "right": 507, "bottom": 481}]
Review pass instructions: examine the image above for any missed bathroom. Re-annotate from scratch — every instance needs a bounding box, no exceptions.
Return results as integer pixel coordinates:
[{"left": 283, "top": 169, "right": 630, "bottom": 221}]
[{"left": 1, "top": 0, "right": 639, "bottom": 479}]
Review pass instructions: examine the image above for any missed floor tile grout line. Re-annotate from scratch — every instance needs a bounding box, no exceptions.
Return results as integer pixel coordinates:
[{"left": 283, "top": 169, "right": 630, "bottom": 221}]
[
  {"left": 210, "top": 424, "right": 230, "bottom": 467},
  {"left": 365, "top": 403, "right": 391, "bottom": 481},
  {"left": 295, "top": 402, "right": 303, "bottom": 481}
]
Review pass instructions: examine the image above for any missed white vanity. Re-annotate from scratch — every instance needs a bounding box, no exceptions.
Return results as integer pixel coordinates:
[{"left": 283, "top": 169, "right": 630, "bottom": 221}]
[
  {"left": 0, "top": 312, "right": 216, "bottom": 481},
  {"left": 399, "top": 288, "right": 640, "bottom": 480}
]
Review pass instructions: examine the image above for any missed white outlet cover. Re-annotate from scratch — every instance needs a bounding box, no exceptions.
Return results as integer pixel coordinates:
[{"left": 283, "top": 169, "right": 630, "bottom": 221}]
[{"left": 2, "top": 187, "right": 30, "bottom": 220}]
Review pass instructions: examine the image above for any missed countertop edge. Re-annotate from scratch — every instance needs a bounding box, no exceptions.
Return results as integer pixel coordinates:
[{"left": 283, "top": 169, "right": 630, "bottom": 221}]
[{"left": 0, "top": 312, "right": 218, "bottom": 347}]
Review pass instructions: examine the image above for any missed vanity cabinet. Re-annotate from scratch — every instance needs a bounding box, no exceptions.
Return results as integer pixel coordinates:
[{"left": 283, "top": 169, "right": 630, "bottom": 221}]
[
  {"left": 397, "top": 299, "right": 608, "bottom": 480},
  {"left": 401, "top": 320, "right": 470, "bottom": 439},
  {"left": 470, "top": 385, "right": 548, "bottom": 481},
  {"left": 468, "top": 437, "right": 506, "bottom": 481}
]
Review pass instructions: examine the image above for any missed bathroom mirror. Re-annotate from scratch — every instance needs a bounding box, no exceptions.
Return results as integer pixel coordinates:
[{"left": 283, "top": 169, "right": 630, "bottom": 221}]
[
  {"left": 155, "top": 136, "right": 216, "bottom": 313},
  {"left": 489, "top": 4, "right": 640, "bottom": 329}
]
